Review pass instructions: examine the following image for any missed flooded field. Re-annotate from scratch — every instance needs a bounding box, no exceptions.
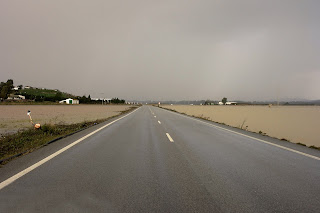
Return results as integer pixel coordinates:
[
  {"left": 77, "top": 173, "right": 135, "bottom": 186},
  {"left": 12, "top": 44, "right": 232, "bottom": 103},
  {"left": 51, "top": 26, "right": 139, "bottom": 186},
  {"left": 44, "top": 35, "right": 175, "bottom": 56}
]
[
  {"left": 163, "top": 105, "right": 320, "bottom": 147},
  {"left": 0, "top": 105, "right": 131, "bottom": 136}
]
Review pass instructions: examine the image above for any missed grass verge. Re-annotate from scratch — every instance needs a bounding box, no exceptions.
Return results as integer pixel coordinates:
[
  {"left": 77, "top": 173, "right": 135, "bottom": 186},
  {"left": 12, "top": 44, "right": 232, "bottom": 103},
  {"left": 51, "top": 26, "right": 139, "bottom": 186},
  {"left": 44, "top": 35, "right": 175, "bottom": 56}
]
[{"left": 0, "top": 106, "right": 138, "bottom": 164}]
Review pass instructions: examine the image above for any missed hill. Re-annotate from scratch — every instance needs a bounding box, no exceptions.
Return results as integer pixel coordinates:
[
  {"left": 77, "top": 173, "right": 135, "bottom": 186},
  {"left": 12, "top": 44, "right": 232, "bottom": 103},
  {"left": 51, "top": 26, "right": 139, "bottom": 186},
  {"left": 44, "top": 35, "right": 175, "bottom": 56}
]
[{"left": 17, "top": 88, "right": 75, "bottom": 102}]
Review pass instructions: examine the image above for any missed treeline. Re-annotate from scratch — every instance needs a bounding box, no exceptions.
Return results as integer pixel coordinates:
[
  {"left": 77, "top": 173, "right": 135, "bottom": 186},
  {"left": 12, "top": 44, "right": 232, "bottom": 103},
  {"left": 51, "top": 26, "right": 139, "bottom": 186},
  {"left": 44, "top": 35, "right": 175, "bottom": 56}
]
[
  {"left": 77, "top": 96, "right": 125, "bottom": 104},
  {"left": 110, "top": 98, "right": 125, "bottom": 104},
  {"left": 77, "top": 95, "right": 92, "bottom": 104}
]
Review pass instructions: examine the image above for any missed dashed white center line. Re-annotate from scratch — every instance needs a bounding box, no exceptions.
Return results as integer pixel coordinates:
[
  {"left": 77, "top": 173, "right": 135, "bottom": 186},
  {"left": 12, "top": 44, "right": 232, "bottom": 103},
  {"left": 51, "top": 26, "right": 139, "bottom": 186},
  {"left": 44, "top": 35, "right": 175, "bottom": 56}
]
[
  {"left": 166, "top": 133, "right": 174, "bottom": 142},
  {"left": 158, "top": 121, "right": 161, "bottom": 124},
  {"left": 148, "top": 106, "right": 154, "bottom": 115},
  {"left": 154, "top": 116, "right": 156, "bottom": 118}
]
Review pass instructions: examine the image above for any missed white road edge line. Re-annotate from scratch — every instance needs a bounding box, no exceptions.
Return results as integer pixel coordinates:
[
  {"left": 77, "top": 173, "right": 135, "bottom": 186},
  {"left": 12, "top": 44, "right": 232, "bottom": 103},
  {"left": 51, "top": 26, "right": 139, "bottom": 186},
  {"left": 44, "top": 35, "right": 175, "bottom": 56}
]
[
  {"left": 166, "top": 133, "right": 174, "bottom": 142},
  {"left": 158, "top": 121, "right": 161, "bottom": 124},
  {"left": 0, "top": 107, "right": 141, "bottom": 190},
  {"left": 158, "top": 107, "right": 320, "bottom": 161}
]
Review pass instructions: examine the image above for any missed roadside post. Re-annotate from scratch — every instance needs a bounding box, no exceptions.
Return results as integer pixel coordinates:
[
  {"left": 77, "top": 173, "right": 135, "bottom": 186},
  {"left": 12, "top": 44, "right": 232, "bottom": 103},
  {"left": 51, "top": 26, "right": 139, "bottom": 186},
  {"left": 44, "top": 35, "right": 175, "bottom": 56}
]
[{"left": 27, "top": 110, "right": 41, "bottom": 129}]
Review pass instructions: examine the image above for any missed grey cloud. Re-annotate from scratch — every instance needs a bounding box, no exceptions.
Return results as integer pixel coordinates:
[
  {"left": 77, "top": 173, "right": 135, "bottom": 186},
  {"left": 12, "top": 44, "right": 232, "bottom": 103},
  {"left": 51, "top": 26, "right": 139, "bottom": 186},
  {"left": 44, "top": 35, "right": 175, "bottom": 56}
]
[{"left": 1, "top": 0, "right": 319, "bottom": 101}]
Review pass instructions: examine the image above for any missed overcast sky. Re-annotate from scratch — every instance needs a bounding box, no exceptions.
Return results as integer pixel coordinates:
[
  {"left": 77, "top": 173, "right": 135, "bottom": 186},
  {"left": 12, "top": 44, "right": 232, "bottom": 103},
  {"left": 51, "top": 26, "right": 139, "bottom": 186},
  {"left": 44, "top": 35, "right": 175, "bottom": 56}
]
[{"left": 1, "top": 0, "right": 319, "bottom": 101}]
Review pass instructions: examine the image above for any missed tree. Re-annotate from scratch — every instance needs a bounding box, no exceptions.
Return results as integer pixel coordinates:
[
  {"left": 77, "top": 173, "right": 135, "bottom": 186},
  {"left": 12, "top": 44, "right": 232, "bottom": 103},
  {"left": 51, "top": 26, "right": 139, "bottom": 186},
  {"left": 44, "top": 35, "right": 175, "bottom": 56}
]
[
  {"left": 18, "top": 85, "right": 23, "bottom": 90},
  {"left": 0, "top": 86, "right": 9, "bottom": 99},
  {"left": 0, "top": 82, "right": 5, "bottom": 90},
  {"left": 222, "top": 97, "right": 227, "bottom": 105},
  {"left": 0, "top": 82, "right": 5, "bottom": 98},
  {"left": 6, "top": 79, "right": 14, "bottom": 91},
  {"left": 0, "top": 79, "right": 14, "bottom": 99}
]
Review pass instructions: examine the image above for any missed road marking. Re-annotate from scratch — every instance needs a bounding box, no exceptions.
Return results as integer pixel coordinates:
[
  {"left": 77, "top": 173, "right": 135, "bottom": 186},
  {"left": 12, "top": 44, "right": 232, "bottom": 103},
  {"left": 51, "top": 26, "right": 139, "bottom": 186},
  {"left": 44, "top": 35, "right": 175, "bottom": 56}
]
[
  {"left": 166, "top": 133, "right": 174, "bottom": 142},
  {"left": 154, "top": 116, "right": 156, "bottom": 118},
  {"left": 158, "top": 121, "right": 161, "bottom": 124},
  {"left": 0, "top": 107, "right": 140, "bottom": 190},
  {"left": 148, "top": 106, "right": 154, "bottom": 115},
  {"left": 158, "top": 107, "right": 320, "bottom": 161}
]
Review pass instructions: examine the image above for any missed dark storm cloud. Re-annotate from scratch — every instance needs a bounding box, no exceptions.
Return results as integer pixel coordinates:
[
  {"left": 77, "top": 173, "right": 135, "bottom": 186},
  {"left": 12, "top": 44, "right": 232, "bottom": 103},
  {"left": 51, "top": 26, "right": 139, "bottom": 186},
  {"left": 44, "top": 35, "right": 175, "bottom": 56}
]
[{"left": 1, "top": 0, "right": 319, "bottom": 101}]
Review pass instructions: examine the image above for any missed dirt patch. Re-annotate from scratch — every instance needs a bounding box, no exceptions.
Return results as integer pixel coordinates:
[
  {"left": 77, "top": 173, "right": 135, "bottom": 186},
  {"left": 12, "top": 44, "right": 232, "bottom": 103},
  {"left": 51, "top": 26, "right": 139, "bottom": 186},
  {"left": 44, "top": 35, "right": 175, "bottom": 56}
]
[
  {"left": 0, "top": 105, "right": 130, "bottom": 136},
  {"left": 162, "top": 105, "right": 320, "bottom": 147}
]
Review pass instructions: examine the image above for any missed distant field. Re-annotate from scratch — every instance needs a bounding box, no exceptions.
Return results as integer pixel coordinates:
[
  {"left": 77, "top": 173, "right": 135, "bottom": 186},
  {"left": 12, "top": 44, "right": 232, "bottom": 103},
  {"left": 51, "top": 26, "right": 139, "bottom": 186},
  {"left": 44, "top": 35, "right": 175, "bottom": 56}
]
[
  {"left": 0, "top": 105, "right": 130, "bottom": 136},
  {"left": 162, "top": 105, "right": 320, "bottom": 147}
]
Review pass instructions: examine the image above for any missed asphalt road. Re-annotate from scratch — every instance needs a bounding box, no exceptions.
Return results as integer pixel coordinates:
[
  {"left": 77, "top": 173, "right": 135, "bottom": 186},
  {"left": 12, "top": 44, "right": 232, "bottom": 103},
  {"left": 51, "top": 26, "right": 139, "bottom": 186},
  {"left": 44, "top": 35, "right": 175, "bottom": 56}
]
[{"left": 0, "top": 105, "right": 319, "bottom": 212}]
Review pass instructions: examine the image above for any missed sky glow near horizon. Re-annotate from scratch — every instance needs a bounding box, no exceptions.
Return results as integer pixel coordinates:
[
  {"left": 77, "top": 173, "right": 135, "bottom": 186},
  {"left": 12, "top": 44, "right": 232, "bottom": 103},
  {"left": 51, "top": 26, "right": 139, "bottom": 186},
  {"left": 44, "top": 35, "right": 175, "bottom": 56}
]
[{"left": 1, "top": 0, "right": 319, "bottom": 101}]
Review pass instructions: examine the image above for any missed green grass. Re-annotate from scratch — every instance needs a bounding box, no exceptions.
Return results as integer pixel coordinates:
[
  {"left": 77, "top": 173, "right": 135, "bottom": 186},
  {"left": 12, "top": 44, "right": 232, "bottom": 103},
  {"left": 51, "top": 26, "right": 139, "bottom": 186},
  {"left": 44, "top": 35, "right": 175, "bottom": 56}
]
[{"left": 0, "top": 106, "right": 138, "bottom": 164}]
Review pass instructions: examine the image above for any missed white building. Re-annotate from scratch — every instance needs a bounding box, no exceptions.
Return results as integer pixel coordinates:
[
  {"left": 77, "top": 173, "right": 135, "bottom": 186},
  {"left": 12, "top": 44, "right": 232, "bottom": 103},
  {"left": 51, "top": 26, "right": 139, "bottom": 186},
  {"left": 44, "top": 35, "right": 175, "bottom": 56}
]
[
  {"left": 7, "top": 95, "right": 25, "bottom": 100},
  {"left": 226, "top": 102, "right": 237, "bottom": 105},
  {"left": 59, "top": 98, "right": 79, "bottom": 104},
  {"left": 219, "top": 101, "right": 237, "bottom": 105}
]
